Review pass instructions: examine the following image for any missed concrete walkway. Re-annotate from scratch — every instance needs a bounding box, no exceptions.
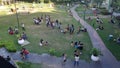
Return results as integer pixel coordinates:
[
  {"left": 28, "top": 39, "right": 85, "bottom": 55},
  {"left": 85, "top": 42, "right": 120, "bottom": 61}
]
[{"left": 70, "top": 4, "right": 120, "bottom": 68}]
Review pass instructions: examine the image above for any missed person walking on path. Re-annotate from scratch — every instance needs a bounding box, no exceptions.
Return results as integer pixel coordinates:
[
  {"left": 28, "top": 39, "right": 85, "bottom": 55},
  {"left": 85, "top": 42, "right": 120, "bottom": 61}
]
[
  {"left": 62, "top": 53, "right": 67, "bottom": 65},
  {"left": 74, "top": 55, "right": 79, "bottom": 67}
]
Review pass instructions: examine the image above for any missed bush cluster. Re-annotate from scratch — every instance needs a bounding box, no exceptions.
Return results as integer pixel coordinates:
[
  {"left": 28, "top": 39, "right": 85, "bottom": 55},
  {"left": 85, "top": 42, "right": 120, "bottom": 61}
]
[
  {"left": 99, "top": 8, "right": 111, "bottom": 15},
  {"left": 0, "top": 40, "right": 17, "bottom": 52},
  {"left": 116, "top": 16, "right": 120, "bottom": 20},
  {"left": 48, "top": 48, "right": 56, "bottom": 55}
]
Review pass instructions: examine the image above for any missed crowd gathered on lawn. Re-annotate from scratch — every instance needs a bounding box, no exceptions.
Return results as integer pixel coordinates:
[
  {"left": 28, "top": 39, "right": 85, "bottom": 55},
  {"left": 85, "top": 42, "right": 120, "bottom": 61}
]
[
  {"left": 6, "top": 11, "right": 120, "bottom": 67},
  {"left": 6, "top": 13, "right": 87, "bottom": 66}
]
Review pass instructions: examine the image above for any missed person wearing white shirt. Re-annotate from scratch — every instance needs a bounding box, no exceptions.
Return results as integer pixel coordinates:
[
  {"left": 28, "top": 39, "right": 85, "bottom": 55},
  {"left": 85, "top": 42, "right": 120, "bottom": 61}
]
[{"left": 74, "top": 55, "right": 79, "bottom": 67}]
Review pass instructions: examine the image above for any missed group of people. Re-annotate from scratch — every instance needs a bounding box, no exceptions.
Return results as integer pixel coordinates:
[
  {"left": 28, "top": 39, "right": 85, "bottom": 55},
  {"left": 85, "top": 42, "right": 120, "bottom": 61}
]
[
  {"left": 61, "top": 24, "right": 75, "bottom": 34},
  {"left": 95, "top": 17, "right": 104, "bottom": 31},
  {"left": 45, "top": 15, "right": 62, "bottom": 29},
  {"left": 71, "top": 41, "right": 84, "bottom": 54},
  {"left": 39, "top": 39, "right": 48, "bottom": 46},
  {"left": 61, "top": 50, "right": 80, "bottom": 67},
  {"left": 108, "top": 34, "right": 120, "bottom": 44},
  {"left": 8, "top": 23, "right": 25, "bottom": 35},
  {"left": 33, "top": 16, "right": 43, "bottom": 25},
  {"left": 8, "top": 26, "right": 19, "bottom": 35},
  {"left": 20, "top": 48, "right": 29, "bottom": 59}
]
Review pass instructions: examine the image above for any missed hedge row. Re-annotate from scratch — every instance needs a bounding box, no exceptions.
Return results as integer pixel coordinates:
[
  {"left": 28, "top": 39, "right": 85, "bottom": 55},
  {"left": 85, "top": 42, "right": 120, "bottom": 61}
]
[{"left": 0, "top": 40, "right": 17, "bottom": 52}]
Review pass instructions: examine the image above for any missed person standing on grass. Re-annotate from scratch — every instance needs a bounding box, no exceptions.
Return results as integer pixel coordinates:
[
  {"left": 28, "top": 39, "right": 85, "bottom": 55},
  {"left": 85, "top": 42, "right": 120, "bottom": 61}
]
[
  {"left": 21, "top": 23, "right": 25, "bottom": 31},
  {"left": 74, "top": 55, "right": 79, "bottom": 67}
]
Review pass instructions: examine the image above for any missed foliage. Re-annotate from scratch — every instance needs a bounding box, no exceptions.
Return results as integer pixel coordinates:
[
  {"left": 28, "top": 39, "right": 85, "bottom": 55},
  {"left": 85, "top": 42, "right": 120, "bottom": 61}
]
[
  {"left": 99, "top": 8, "right": 111, "bottom": 15},
  {"left": 44, "top": 0, "right": 49, "bottom": 3},
  {"left": 115, "top": 16, "right": 120, "bottom": 21},
  {"left": 17, "top": 62, "right": 31, "bottom": 68},
  {"left": 17, "top": 62, "right": 42, "bottom": 68},
  {"left": 86, "top": 18, "right": 120, "bottom": 60},
  {"left": 5, "top": 41, "right": 17, "bottom": 52},
  {"left": 0, "top": 40, "right": 17, "bottom": 52},
  {"left": 48, "top": 48, "right": 56, "bottom": 55},
  {"left": 90, "top": 0, "right": 104, "bottom": 8},
  {"left": 0, "top": 41, "right": 4, "bottom": 47},
  {"left": 90, "top": 48, "right": 101, "bottom": 56}
]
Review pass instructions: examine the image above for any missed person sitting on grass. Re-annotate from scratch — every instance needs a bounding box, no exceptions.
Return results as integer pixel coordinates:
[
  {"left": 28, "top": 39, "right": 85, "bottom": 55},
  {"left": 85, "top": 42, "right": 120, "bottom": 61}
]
[
  {"left": 80, "top": 27, "right": 87, "bottom": 32},
  {"left": 77, "top": 41, "right": 83, "bottom": 54},
  {"left": 74, "top": 41, "right": 78, "bottom": 48},
  {"left": 66, "top": 24, "right": 70, "bottom": 31},
  {"left": 108, "top": 34, "right": 113, "bottom": 40},
  {"left": 39, "top": 39, "right": 44, "bottom": 46},
  {"left": 21, "top": 32, "right": 27, "bottom": 40},
  {"left": 110, "top": 18, "right": 115, "bottom": 24},
  {"left": 71, "top": 41, "right": 74, "bottom": 46},
  {"left": 96, "top": 25, "right": 104, "bottom": 31},
  {"left": 116, "top": 37, "right": 120, "bottom": 44},
  {"left": 14, "top": 26, "right": 19, "bottom": 34},
  {"left": 96, "top": 17, "right": 103, "bottom": 24},
  {"left": 8, "top": 26, "right": 14, "bottom": 35},
  {"left": 39, "top": 39, "right": 49, "bottom": 46},
  {"left": 18, "top": 37, "right": 25, "bottom": 45},
  {"left": 60, "top": 28, "right": 68, "bottom": 34}
]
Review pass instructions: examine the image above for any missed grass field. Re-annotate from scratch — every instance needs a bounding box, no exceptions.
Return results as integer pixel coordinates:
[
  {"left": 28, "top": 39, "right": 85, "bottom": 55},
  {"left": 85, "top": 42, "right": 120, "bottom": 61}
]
[
  {"left": 76, "top": 4, "right": 120, "bottom": 61},
  {"left": 0, "top": 3, "right": 93, "bottom": 62},
  {"left": 88, "top": 18, "right": 120, "bottom": 60},
  {"left": 17, "top": 62, "right": 42, "bottom": 68}
]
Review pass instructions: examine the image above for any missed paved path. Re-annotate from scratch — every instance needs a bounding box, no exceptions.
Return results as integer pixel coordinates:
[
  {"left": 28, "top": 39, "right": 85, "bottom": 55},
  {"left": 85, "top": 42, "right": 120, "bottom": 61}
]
[
  {"left": 9, "top": 51, "right": 91, "bottom": 68},
  {"left": 70, "top": 4, "right": 120, "bottom": 68}
]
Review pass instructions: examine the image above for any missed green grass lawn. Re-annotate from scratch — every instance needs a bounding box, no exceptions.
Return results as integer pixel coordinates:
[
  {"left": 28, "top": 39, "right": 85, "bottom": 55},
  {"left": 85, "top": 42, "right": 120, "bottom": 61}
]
[
  {"left": 17, "top": 62, "right": 42, "bottom": 68},
  {"left": 76, "top": 4, "right": 120, "bottom": 61},
  {"left": 0, "top": 3, "right": 93, "bottom": 62},
  {"left": 86, "top": 18, "right": 120, "bottom": 60}
]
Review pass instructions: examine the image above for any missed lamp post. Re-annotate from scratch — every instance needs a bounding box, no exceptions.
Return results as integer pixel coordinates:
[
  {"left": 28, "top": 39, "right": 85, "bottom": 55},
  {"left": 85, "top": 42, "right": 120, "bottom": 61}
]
[
  {"left": 14, "top": 0, "right": 19, "bottom": 28},
  {"left": 83, "top": 5, "right": 86, "bottom": 20}
]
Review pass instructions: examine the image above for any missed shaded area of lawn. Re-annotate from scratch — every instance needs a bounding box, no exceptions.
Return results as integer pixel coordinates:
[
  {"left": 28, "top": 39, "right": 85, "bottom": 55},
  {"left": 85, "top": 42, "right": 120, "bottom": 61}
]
[
  {"left": 17, "top": 62, "right": 42, "bottom": 68},
  {"left": 0, "top": 4, "right": 92, "bottom": 61}
]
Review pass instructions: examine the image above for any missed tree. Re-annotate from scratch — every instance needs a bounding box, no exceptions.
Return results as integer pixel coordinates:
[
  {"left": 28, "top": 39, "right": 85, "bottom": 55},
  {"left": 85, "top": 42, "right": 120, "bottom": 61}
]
[{"left": 90, "top": 0, "right": 104, "bottom": 7}]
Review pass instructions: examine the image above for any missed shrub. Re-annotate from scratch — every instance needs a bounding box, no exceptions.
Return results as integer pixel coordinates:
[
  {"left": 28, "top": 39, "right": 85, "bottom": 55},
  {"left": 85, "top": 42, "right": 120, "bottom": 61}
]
[
  {"left": 0, "top": 41, "right": 4, "bottom": 47},
  {"left": 48, "top": 48, "right": 56, "bottom": 55},
  {"left": 0, "top": 40, "right": 17, "bottom": 52},
  {"left": 100, "top": 9, "right": 111, "bottom": 15},
  {"left": 90, "top": 48, "right": 101, "bottom": 56},
  {"left": 4, "top": 41, "right": 17, "bottom": 52},
  {"left": 17, "top": 62, "right": 31, "bottom": 68},
  {"left": 116, "top": 16, "right": 120, "bottom": 20},
  {"left": 44, "top": 0, "right": 49, "bottom": 3}
]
